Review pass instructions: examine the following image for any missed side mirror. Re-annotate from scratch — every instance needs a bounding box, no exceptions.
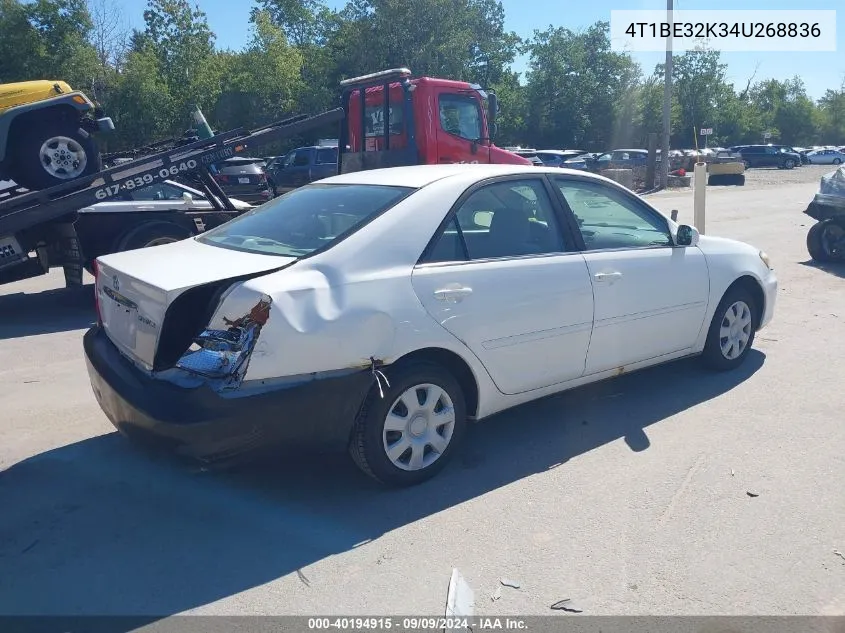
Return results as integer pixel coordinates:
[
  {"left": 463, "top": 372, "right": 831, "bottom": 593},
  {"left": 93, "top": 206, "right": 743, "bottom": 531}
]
[
  {"left": 675, "top": 224, "right": 700, "bottom": 247},
  {"left": 487, "top": 92, "right": 498, "bottom": 140},
  {"left": 182, "top": 192, "right": 193, "bottom": 204}
]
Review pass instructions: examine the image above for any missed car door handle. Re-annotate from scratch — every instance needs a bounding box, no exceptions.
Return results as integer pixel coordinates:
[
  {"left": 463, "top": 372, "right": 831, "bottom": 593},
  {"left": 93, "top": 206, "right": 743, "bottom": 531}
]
[
  {"left": 594, "top": 271, "right": 623, "bottom": 282},
  {"left": 434, "top": 286, "right": 473, "bottom": 302}
]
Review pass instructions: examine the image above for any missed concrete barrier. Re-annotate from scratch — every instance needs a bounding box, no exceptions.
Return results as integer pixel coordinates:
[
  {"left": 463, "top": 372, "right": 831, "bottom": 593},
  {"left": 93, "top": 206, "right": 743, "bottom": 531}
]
[{"left": 600, "top": 169, "right": 634, "bottom": 190}]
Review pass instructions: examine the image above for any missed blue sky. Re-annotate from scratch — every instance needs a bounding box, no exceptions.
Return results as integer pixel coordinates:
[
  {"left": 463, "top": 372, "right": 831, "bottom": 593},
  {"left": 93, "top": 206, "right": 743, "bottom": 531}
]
[{"left": 118, "top": 0, "right": 844, "bottom": 100}]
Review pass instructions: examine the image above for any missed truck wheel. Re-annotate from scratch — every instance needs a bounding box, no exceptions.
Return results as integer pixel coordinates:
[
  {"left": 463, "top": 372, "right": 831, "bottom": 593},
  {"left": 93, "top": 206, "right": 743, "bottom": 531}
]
[
  {"left": 11, "top": 121, "right": 101, "bottom": 190},
  {"left": 117, "top": 223, "right": 191, "bottom": 252},
  {"left": 807, "top": 220, "right": 845, "bottom": 263}
]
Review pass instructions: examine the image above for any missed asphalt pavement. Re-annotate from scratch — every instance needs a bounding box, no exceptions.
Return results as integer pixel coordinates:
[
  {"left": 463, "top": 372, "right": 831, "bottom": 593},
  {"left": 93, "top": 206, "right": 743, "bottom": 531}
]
[{"left": 1, "top": 173, "right": 843, "bottom": 618}]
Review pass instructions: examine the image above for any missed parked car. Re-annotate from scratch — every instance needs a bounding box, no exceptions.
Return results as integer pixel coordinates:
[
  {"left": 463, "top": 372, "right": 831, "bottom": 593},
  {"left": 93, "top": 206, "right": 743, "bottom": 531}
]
[
  {"left": 730, "top": 145, "right": 801, "bottom": 170},
  {"left": 806, "top": 148, "right": 845, "bottom": 165},
  {"left": 592, "top": 149, "right": 649, "bottom": 171},
  {"left": 86, "top": 164, "right": 777, "bottom": 486},
  {"left": 209, "top": 157, "right": 274, "bottom": 204},
  {"left": 529, "top": 149, "right": 590, "bottom": 168},
  {"left": 266, "top": 145, "right": 339, "bottom": 194},
  {"left": 80, "top": 180, "right": 251, "bottom": 215}
]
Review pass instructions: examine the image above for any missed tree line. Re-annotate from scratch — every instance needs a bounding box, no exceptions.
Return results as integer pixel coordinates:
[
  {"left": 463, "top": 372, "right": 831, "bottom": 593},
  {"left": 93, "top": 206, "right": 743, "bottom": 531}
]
[{"left": 1, "top": 0, "right": 844, "bottom": 154}]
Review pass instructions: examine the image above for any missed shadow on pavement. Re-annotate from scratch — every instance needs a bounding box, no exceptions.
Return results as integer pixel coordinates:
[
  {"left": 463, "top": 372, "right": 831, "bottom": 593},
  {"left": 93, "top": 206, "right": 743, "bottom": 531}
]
[
  {"left": 799, "top": 259, "right": 845, "bottom": 279},
  {"left": 0, "top": 351, "right": 765, "bottom": 620},
  {"left": 0, "top": 284, "right": 95, "bottom": 339}
]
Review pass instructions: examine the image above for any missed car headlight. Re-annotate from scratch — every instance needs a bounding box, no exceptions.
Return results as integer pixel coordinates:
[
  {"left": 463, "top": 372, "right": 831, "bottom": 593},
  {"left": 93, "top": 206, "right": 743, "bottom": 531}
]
[{"left": 759, "top": 250, "right": 773, "bottom": 269}]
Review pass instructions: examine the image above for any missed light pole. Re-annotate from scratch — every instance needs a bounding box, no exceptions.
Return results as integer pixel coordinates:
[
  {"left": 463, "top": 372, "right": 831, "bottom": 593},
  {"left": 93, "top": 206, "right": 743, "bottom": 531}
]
[{"left": 660, "top": 0, "right": 673, "bottom": 188}]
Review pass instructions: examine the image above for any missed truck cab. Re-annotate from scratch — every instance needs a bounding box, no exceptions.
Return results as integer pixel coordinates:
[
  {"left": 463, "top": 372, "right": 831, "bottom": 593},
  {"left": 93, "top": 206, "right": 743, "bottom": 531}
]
[{"left": 339, "top": 68, "right": 530, "bottom": 173}]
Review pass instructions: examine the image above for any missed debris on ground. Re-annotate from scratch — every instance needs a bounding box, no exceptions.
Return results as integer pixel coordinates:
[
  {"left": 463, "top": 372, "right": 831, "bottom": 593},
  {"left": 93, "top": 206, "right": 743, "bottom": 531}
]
[
  {"left": 747, "top": 491, "right": 760, "bottom": 498},
  {"left": 550, "top": 598, "right": 583, "bottom": 613},
  {"left": 730, "top": 468, "right": 735, "bottom": 477},
  {"left": 296, "top": 569, "right": 311, "bottom": 587},
  {"left": 445, "top": 568, "right": 475, "bottom": 620},
  {"left": 491, "top": 586, "right": 502, "bottom": 602},
  {"left": 500, "top": 577, "right": 521, "bottom": 589},
  {"left": 834, "top": 550, "right": 845, "bottom": 562}
]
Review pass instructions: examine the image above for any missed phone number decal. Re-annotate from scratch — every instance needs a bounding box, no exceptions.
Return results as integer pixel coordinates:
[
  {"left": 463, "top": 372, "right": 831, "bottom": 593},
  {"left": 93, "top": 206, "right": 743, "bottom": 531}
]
[{"left": 93, "top": 159, "right": 198, "bottom": 200}]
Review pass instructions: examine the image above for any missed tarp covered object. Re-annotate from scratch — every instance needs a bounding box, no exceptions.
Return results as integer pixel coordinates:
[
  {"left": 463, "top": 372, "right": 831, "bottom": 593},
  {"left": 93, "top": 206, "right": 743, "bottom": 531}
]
[{"left": 814, "top": 165, "right": 845, "bottom": 209}]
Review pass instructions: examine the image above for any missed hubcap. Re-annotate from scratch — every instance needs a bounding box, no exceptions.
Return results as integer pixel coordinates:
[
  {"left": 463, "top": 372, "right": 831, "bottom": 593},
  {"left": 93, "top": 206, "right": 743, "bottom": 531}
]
[
  {"left": 40, "top": 136, "right": 87, "bottom": 179},
  {"left": 719, "top": 300, "right": 753, "bottom": 360},
  {"left": 382, "top": 383, "right": 455, "bottom": 471},
  {"left": 820, "top": 223, "right": 845, "bottom": 258}
]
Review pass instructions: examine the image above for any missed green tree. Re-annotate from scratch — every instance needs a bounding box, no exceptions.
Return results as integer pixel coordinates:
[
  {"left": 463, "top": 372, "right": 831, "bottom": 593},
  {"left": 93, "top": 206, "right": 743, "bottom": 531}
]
[{"left": 524, "top": 22, "right": 640, "bottom": 150}]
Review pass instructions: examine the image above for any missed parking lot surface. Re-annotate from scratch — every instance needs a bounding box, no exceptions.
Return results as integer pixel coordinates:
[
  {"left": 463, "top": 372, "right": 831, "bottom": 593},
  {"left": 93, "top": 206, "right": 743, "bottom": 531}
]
[{"left": 1, "top": 174, "right": 843, "bottom": 617}]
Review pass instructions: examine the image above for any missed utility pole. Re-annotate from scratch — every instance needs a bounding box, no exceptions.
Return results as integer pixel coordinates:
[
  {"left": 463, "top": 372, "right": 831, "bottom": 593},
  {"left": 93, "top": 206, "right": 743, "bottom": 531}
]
[{"left": 659, "top": 0, "right": 673, "bottom": 188}]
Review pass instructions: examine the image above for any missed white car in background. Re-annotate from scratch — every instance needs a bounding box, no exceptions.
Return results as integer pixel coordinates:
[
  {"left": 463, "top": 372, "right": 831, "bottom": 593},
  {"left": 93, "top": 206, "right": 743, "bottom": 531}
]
[
  {"left": 78, "top": 179, "right": 252, "bottom": 215},
  {"left": 85, "top": 164, "right": 777, "bottom": 486},
  {"left": 806, "top": 149, "right": 845, "bottom": 165}
]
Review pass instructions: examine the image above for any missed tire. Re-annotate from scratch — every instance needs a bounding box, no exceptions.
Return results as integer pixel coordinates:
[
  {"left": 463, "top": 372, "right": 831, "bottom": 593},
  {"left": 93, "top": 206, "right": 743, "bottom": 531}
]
[
  {"left": 117, "top": 222, "right": 191, "bottom": 252},
  {"left": 701, "top": 286, "right": 758, "bottom": 371},
  {"left": 349, "top": 361, "right": 467, "bottom": 486},
  {"left": 834, "top": 158, "right": 842, "bottom": 165},
  {"left": 733, "top": 174, "right": 746, "bottom": 186},
  {"left": 806, "top": 219, "right": 845, "bottom": 263},
  {"left": 783, "top": 159, "right": 795, "bottom": 170},
  {"left": 10, "top": 120, "right": 101, "bottom": 190}
]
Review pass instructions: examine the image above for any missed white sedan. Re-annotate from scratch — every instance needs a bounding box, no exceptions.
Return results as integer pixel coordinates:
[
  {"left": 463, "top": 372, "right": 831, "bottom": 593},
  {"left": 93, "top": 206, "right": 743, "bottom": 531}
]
[{"left": 85, "top": 165, "right": 777, "bottom": 486}]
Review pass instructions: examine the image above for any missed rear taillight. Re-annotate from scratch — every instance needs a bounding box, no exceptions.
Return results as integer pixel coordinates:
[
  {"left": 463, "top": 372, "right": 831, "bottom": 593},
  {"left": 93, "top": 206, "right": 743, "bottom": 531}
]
[
  {"left": 258, "top": 172, "right": 267, "bottom": 183},
  {"left": 93, "top": 259, "right": 103, "bottom": 325},
  {"left": 215, "top": 174, "right": 229, "bottom": 183}
]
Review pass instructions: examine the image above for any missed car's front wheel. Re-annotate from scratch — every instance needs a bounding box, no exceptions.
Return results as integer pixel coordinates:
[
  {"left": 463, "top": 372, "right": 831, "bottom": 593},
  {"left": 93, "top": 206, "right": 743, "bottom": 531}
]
[
  {"left": 701, "top": 286, "right": 758, "bottom": 371},
  {"left": 349, "top": 361, "right": 466, "bottom": 486}
]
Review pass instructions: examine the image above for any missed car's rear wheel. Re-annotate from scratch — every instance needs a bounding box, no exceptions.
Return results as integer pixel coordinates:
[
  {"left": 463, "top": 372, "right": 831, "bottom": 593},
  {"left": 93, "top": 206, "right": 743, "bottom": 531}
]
[
  {"left": 701, "top": 286, "right": 758, "bottom": 371},
  {"left": 834, "top": 158, "right": 842, "bottom": 165},
  {"left": 349, "top": 361, "right": 466, "bottom": 486},
  {"left": 783, "top": 159, "right": 796, "bottom": 169}
]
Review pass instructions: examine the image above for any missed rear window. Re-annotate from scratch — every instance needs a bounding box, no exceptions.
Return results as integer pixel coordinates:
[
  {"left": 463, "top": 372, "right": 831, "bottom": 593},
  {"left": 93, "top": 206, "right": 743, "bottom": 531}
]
[{"left": 198, "top": 183, "right": 415, "bottom": 257}]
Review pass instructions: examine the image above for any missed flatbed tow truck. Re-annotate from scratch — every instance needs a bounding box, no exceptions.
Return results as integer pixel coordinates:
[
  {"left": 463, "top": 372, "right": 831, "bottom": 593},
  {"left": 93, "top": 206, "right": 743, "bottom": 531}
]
[{"left": 0, "top": 68, "right": 526, "bottom": 290}]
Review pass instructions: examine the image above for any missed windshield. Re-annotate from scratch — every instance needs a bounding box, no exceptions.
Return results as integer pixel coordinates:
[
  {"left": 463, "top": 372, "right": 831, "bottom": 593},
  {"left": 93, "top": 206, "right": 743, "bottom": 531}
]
[{"left": 198, "top": 183, "right": 415, "bottom": 257}]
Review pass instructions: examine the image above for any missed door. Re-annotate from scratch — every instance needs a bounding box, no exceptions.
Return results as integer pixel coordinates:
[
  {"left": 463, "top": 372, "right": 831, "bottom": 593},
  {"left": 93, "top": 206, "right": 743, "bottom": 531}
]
[
  {"left": 551, "top": 176, "right": 710, "bottom": 375},
  {"left": 435, "top": 92, "right": 485, "bottom": 164},
  {"left": 412, "top": 177, "right": 594, "bottom": 395}
]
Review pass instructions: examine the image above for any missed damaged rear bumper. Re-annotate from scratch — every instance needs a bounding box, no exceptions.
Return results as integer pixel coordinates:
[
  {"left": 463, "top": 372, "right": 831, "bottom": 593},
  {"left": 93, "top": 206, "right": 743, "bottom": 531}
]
[{"left": 84, "top": 326, "right": 373, "bottom": 463}]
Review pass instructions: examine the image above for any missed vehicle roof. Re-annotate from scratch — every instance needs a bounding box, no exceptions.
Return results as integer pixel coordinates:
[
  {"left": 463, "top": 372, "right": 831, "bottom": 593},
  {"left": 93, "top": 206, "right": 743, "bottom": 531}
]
[{"left": 319, "top": 164, "right": 580, "bottom": 188}]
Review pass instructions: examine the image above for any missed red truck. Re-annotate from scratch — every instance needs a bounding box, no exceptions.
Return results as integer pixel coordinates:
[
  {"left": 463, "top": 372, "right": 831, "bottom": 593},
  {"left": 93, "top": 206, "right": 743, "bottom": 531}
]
[{"left": 338, "top": 68, "right": 531, "bottom": 172}]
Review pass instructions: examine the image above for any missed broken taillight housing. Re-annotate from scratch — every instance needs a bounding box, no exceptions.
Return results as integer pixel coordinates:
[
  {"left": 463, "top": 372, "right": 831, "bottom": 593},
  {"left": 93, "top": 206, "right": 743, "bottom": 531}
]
[{"left": 176, "top": 326, "right": 259, "bottom": 383}]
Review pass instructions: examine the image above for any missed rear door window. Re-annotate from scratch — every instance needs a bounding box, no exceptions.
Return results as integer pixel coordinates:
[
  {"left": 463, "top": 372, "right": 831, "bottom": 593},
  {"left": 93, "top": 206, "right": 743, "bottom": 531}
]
[{"left": 315, "top": 147, "right": 338, "bottom": 164}]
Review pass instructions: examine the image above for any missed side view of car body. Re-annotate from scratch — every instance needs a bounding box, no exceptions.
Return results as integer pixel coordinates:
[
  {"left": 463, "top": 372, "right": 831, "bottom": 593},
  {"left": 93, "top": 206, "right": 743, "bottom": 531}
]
[
  {"left": 806, "top": 149, "right": 845, "bottom": 165},
  {"left": 266, "top": 145, "right": 339, "bottom": 194},
  {"left": 85, "top": 164, "right": 777, "bottom": 487},
  {"left": 731, "top": 145, "right": 801, "bottom": 170}
]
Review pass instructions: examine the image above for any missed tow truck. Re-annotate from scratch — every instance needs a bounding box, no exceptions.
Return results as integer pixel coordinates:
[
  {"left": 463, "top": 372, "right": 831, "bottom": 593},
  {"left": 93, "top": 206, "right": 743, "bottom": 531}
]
[{"left": 0, "top": 68, "right": 527, "bottom": 289}]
